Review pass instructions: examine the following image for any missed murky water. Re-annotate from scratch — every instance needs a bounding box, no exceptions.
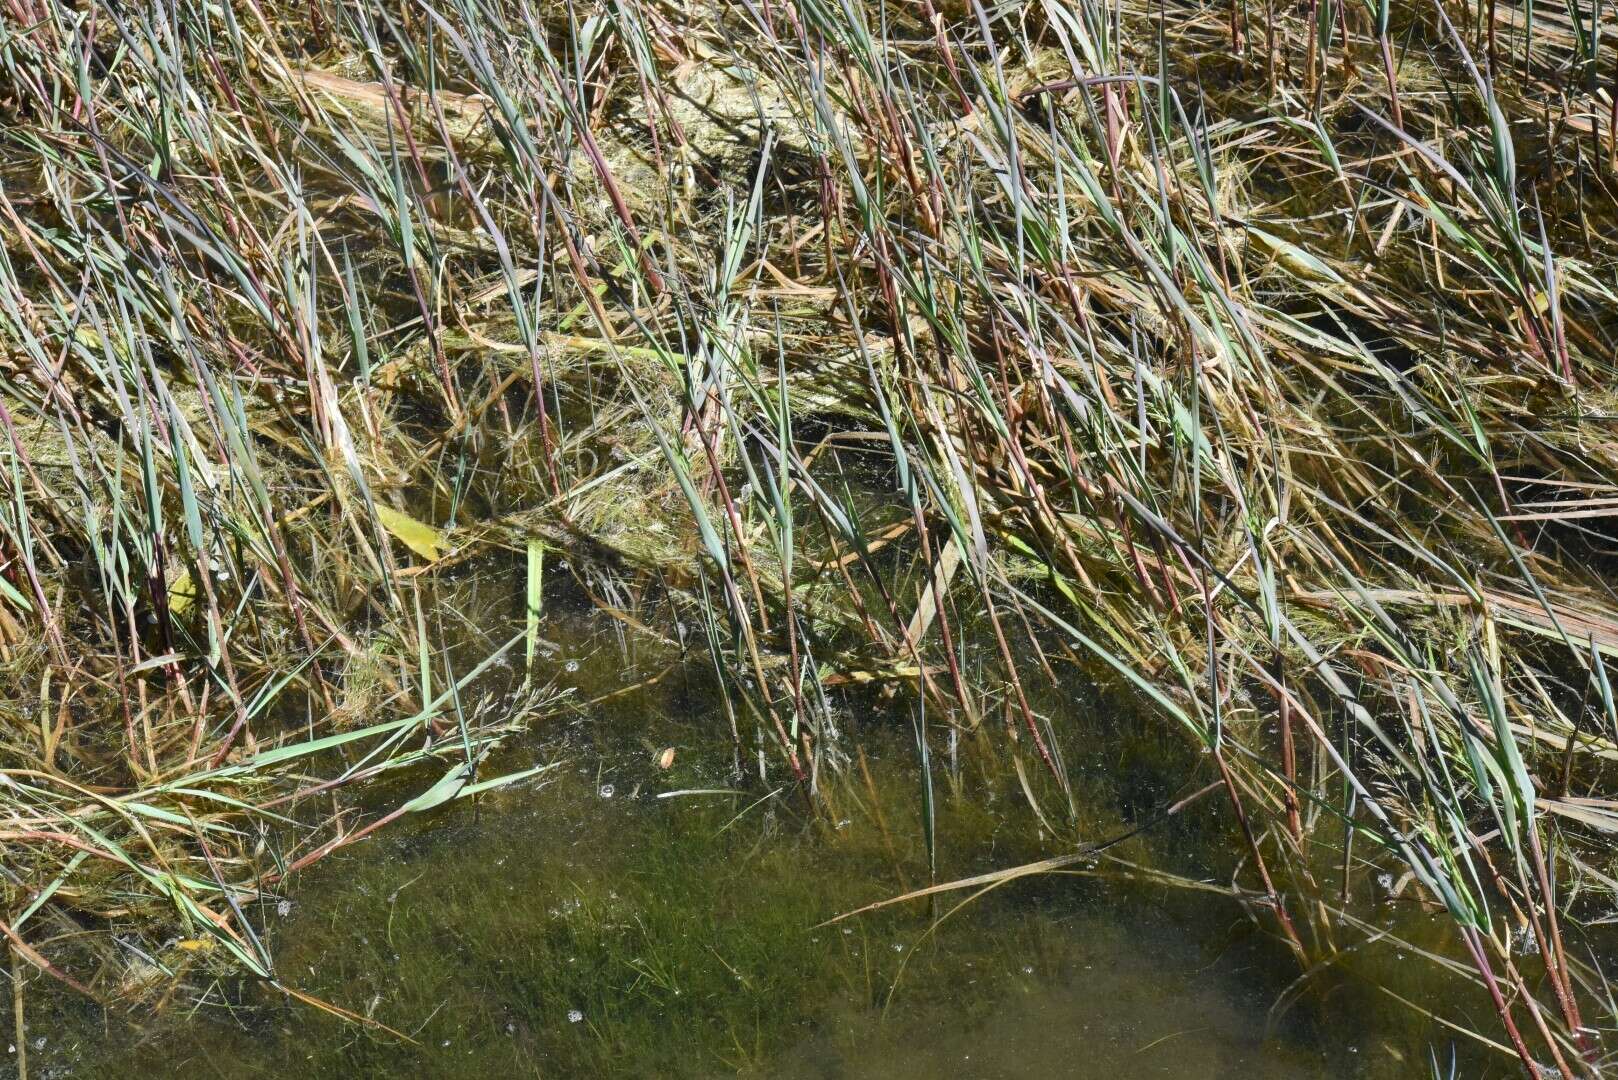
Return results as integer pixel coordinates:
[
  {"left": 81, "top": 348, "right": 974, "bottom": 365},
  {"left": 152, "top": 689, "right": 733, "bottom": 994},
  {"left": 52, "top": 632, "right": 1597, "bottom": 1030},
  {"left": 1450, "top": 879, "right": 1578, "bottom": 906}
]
[{"left": 17, "top": 570, "right": 1512, "bottom": 1078}]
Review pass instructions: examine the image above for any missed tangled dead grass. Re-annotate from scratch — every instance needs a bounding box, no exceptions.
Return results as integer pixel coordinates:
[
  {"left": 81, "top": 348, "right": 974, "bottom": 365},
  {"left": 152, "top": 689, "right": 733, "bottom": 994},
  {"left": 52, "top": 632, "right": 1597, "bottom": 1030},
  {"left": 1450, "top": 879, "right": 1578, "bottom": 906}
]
[{"left": 4, "top": 0, "right": 1618, "bottom": 1069}]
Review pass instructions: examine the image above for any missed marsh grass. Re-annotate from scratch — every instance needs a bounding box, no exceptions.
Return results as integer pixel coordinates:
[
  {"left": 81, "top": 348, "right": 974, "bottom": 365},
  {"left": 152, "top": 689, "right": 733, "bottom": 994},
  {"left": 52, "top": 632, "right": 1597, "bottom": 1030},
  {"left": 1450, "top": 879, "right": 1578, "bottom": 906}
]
[{"left": 4, "top": 0, "right": 1618, "bottom": 1069}]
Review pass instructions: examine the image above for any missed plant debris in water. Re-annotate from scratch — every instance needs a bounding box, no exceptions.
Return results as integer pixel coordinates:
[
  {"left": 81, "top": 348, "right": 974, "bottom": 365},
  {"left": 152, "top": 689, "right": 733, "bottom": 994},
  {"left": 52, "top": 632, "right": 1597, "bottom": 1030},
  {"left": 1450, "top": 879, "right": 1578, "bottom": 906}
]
[{"left": 3, "top": 0, "right": 1618, "bottom": 1072}]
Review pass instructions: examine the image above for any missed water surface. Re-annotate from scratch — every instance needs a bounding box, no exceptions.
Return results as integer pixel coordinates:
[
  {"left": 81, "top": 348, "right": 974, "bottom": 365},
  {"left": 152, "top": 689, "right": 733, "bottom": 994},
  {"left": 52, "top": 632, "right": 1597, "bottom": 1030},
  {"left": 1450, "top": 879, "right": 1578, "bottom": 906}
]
[{"left": 19, "top": 576, "right": 1505, "bottom": 1078}]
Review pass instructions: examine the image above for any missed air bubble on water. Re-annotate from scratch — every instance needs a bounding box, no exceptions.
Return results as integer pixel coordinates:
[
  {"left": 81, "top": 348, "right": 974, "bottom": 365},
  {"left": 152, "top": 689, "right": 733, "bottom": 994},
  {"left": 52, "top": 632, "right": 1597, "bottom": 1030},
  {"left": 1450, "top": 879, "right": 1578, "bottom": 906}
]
[
  {"left": 891, "top": 943, "right": 904, "bottom": 953},
  {"left": 1022, "top": 965, "right": 1034, "bottom": 975},
  {"left": 599, "top": 784, "right": 615, "bottom": 799},
  {"left": 564, "top": 659, "right": 580, "bottom": 673},
  {"left": 567, "top": 1009, "right": 584, "bottom": 1024},
  {"left": 276, "top": 899, "right": 293, "bottom": 917}
]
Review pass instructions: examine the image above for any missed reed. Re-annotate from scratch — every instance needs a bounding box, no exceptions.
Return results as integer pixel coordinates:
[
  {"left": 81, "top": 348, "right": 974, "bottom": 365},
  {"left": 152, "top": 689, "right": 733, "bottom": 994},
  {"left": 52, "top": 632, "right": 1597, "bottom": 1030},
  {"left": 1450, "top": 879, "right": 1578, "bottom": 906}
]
[{"left": 3, "top": 0, "right": 1618, "bottom": 1069}]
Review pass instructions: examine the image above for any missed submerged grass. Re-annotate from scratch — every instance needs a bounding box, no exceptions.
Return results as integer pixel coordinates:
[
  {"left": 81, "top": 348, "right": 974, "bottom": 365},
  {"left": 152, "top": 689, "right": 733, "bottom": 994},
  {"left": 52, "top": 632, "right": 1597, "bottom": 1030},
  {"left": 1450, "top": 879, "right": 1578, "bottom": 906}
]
[
  {"left": 4, "top": 0, "right": 1618, "bottom": 1070},
  {"left": 25, "top": 671, "right": 1473, "bottom": 1076}
]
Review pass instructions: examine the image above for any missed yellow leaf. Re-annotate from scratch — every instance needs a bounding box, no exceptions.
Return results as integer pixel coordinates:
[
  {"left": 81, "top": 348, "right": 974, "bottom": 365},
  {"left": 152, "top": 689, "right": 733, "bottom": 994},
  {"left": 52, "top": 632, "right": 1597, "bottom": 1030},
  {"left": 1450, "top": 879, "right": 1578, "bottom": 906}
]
[
  {"left": 375, "top": 504, "right": 449, "bottom": 562},
  {"left": 1248, "top": 226, "right": 1342, "bottom": 284},
  {"left": 169, "top": 569, "right": 198, "bottom": 616},
  {"left": 175, "top": 938, "right": 216, "bottom": 952}
]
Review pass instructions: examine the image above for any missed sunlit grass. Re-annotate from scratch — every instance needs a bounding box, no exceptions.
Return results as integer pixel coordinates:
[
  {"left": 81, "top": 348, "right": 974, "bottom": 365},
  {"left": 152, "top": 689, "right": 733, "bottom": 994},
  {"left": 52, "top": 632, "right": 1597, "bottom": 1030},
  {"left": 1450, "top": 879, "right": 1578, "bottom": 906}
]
[{"left": 4, "top": 0, "right": 1618, "bottom": 1070}]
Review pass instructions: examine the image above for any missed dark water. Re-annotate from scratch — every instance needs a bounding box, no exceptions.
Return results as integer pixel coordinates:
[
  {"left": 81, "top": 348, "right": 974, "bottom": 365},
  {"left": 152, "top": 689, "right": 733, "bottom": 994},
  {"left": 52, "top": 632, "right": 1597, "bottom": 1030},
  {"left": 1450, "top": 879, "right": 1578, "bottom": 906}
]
[{"left": 13, "top": 573, "right": 1511, "bottom": 1078}]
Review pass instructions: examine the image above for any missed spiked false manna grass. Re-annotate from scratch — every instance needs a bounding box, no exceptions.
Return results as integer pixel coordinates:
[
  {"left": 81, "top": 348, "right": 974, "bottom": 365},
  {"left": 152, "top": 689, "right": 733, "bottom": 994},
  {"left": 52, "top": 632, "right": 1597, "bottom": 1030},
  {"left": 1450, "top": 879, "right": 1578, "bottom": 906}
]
[{"left": 4, "top": 0, "right": 1618, "bottom": 1071}]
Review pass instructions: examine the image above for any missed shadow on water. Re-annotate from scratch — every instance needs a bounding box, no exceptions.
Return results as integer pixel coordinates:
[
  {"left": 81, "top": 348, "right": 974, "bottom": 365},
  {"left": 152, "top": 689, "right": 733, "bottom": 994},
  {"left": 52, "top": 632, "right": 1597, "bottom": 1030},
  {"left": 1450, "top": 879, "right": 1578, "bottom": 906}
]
[{"left": 19, "top": 569, "right": 1511, "bottom": 1079}]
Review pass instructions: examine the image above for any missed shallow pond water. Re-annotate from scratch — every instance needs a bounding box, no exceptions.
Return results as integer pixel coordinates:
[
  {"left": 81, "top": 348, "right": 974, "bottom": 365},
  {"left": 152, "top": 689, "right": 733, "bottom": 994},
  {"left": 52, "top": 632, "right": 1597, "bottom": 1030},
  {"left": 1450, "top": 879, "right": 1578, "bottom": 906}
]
[{"left": 16, "top": 572, "right": 1515, "bottom": 1078}]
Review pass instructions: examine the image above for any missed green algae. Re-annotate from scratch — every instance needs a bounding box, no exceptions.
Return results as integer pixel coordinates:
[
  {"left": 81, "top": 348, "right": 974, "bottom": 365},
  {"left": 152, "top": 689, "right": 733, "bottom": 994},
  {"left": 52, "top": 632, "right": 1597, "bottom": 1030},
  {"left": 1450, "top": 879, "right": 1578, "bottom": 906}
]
[{"left": 16, "top": 625, "right": 1505, "bottom": 1079}]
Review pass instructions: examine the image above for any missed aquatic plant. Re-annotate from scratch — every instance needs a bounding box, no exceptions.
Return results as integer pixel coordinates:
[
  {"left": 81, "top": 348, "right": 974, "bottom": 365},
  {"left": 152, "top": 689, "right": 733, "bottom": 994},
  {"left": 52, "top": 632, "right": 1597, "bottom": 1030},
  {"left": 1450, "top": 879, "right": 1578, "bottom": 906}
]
[{"left": 3, "top": 0, "right": 1618, "bottom": 1070}]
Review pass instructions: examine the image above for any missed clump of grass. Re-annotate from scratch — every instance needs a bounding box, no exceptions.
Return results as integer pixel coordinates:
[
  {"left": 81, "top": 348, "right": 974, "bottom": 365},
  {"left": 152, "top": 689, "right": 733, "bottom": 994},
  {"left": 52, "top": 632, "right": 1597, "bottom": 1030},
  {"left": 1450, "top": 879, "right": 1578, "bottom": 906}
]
[{"left": 4, "top": 0, "right": 1618, "bottom": 1071}]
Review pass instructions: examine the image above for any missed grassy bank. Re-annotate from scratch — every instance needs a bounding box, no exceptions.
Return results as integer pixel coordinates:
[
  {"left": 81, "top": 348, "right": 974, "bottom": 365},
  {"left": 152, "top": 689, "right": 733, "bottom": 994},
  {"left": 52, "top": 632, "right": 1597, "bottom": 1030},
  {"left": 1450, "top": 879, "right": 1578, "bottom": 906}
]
[{"left": 4, "top": 0, "right": 1618, "bottom": 1070}]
